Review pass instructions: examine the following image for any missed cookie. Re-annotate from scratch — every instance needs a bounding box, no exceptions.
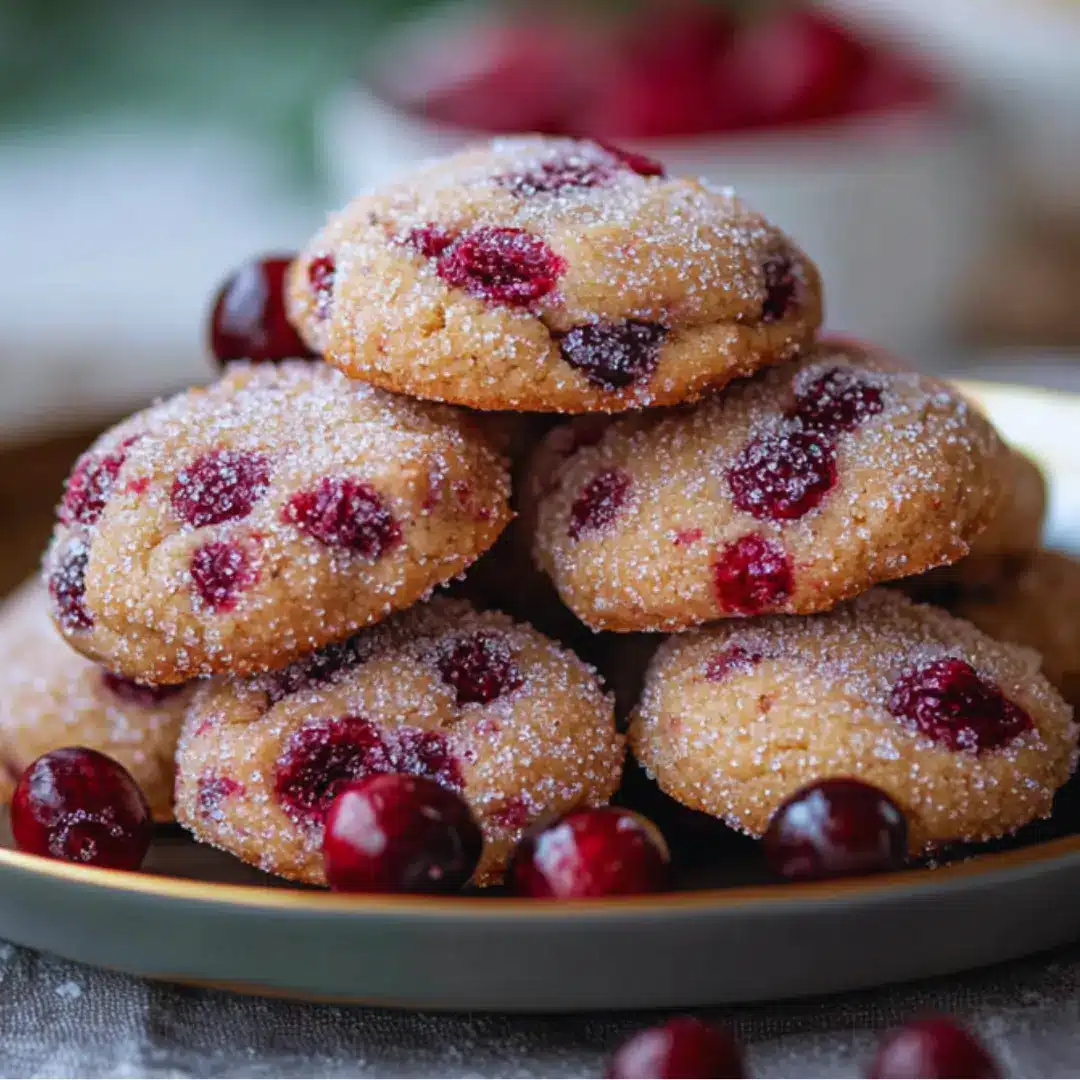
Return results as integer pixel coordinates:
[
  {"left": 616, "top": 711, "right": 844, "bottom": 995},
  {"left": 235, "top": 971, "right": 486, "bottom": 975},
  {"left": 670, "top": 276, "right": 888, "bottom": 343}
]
[
  {"left": 955, "top": 551, "right": 1080, "bottom": 707},
  {"left": 527, "top": 339, "right": 1008, "bottom": 631},
  {"left": 629, "top": 590, "right": 1076, "bottom": 850},
  {"left": 0, "top": 581, "right": 191, "bottom": 821},
  {"left": 287, "top": 136, "right": 822, "bottom": 413},
  {"left": 174, "top": 598, "right": 623, "bottom": 886},
  {"left": 43, "top": 362, "right": 511, "bottom": 685}
]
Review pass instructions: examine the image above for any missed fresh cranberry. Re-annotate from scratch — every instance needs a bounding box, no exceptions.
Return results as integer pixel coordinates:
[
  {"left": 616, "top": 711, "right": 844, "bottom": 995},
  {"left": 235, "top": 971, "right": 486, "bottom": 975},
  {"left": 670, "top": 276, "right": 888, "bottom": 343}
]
[
  {"left": 712, "top": 534, "right": 792, "bottom": 614},
  {"left": 558, "top": 320, "right": 666, "bottom": 390},
  {"left": 100, "top": 672, "right": 184, "bottom": 707},
  {"left": 568, "top": 469, "right": 632, "bottom": 541},
  {"left": 436, "top": 227, "right": 566, "bottom": 306},
  {"left": 869, "top": 1017, "right": 1001, "bottom": 1079},
  {"left": 59, "top": 440, "right": 136, "bottom": 527},
  {"left": 793, "top": 365, "right": 884, "bottom": 434},
  {"left": 511, "top": 806, "right": 670, "bottom": 899},
  {"left": 323, "top": 774, "right": 482, "bottom": 894},
  {"left": 889, "top": 658, "right": 1033, "bottom": 754},
  {"left": 608, "top": 1017, "right": 745, "bottom": 1079},
  {"left": 274, "top": 715, "right": 461, "bottom": 826},
  {"left": 282, "top": 477, "right": 401, "bottom": 558},
  {"left": 727, "top": 429, "right": 836, "bottom": 521},
  {"left": 308, "top": 254, "right": 336, "bottom": 319},
  {"left": 403, "top": 224, "right": 457, "bottom": 258},
  {"left": 763, "top": 778, "right": 908, "bottom": 881},
  {"left": 196, "top": 773, "right": 245, "bottom": 821},
  {"left": 761, "top": 251, "right": 799, "bottom": 323},
  {"left": 208, "top": 255, "right": 315, "bottom": 365},
  {"left": 437, "top": 632, "right": 523, "bottom": 705},
  {"left": 11, "top": 747, "right": 152, "bottom": 870},
  {"left": 49, "top": 544, "right": 93, "bottom": 631},
  {"left": 189, "top": 541, "right": 257, "bottom": 612},
  {"left": 704, "top": 644, "right": 763, "bottom": 683},
  {"left": 170, "top": 450, "right": 271, "bottom": 529}
]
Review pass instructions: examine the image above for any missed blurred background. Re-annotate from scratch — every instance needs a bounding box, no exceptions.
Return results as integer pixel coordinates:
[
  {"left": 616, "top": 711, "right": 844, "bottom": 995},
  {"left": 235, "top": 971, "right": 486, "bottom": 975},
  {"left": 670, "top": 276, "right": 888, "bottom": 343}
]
[{"left": 1, "top": 0, "right": 1079, "bottom": 584}]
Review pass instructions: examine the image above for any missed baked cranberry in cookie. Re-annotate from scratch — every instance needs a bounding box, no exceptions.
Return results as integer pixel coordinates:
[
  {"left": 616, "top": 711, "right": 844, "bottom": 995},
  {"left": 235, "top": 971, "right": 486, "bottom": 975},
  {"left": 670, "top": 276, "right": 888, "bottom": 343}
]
[
  {"left": 174, "top": 599, "right": 623, "bottom": 886},
  {"left": 287, "top": 136, "right": 822, "bottom": 413},
  {"left": 43, "top": 362, "right": 511, "bottom": 684},
  {"left": 527, "top": 339, "right": 1008, "bottom": 631}
]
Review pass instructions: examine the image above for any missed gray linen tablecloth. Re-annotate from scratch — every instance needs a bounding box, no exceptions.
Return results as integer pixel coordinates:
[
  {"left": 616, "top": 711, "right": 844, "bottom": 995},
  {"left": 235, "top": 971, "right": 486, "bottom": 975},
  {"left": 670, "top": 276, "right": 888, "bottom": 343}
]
[{"left": 2, "top": 940, "right": 1079, "bottom": 1078}]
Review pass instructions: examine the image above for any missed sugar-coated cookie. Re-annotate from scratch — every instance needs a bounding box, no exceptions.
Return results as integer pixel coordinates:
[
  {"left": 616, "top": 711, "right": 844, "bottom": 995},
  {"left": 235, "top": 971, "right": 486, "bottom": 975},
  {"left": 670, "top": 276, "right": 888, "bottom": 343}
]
[
  {"left": 43, "top": 362, "right": 511, "bottom": 684},
  {"left": 629, "top": 590, "right": 1076, "bottom": 849},
  {"left": 288, "top": 136, "right": 822, "bottom": 413},
  {"left": 174, "top": 599, "right": 623, "bottom": 886}
]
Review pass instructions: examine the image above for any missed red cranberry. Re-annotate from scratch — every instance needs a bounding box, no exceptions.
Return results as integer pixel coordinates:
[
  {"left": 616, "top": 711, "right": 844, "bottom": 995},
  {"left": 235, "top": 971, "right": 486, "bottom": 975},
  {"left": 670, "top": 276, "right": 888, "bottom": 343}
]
[
  {"left": 727, "top": 429, "right": 836, "bottom": 521},
  {"left": 100, "top": 672, "right": 184, "bottom": 707},
  {"left": 196, "top": 773, "right": 245, "bottom": 821},
  {"left": 595, "top": 140, "right": 666, "bottom": 178},
  {"left": 59, "top": 440, "right": 136, "bottom": 527},
  {"left": 761, "top": 251, "right": 799, "bottom": 323},
  {"left": 568, "top": 469, "right": 632, "bottom": 541},
  {"left": 50, "top": 544, "right": 93, "bottom": 631},
  {"left": 403, "top": 224, "right": 457, "bottom": 258},
  {"left": 11, "top": 747, "right": 152, "bottom": 870},
  {"left": 436, "top": 632, "right": 523, "bottom": 706},
  {"left": 712, "top": 534, "right": 793, "bottom": 614},
  {"left": 793, "top": 365, "right": 884, "bottom": 434},
  {"left": 559, "top": 320, "right": 667, "bottom": 390},
  {"left": 511, "top": 806, "right": 670, "bottom": 899},
  {"left": 208, "top": 255, "right": 315, "bottom": 365},
  {"left": 704, "top": 644, "right": 763, "bottom": 683},
  {"left": 323, "top": 774, "right": 482, "bottom": 894},
  {"left": 889, "top": 658, "right": 1033, "bottom": 754},
  {"left": 869, "top": 1017, "right": 1001, "bottom": 1079},
  {"left": 763, "top": 778, "right": 908, "bottom": 881},
  {"left": 170, "top": 450, "right": 271, "bottom": 529},
  {"left": 308, "top": 254, "right": 336, "bottom": 319},
  {"left": 436, "top": 227, "right": 566, "bottom": 306},
  {"left": 282, "top": 477, "right": 401, "bottom": 558},
  {"left": 267, "top": 635, "right": 368, "bottom": 703},
  {"left": 190, "top": 541, "right": 257, "bottom": 612},
  {"left": 499, "top": 156, "right": 620, "bottom": 197},
  {"left": 608, "top": 1017, "right": 745, "bottom": 1080}
]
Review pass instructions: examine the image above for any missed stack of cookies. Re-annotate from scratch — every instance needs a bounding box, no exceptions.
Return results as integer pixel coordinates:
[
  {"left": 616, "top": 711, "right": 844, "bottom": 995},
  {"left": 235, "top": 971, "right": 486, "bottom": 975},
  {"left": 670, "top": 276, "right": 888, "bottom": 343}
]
[{"left": 7, "top": 136, "right": 1078, "bottom": 886}]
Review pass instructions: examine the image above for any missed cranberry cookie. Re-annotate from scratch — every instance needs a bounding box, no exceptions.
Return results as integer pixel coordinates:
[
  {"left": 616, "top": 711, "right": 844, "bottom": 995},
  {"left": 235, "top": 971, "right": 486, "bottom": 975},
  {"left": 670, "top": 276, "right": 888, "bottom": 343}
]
[
  {"left": 528, "top": 340, "right": 1008, "bottom": 631},
  {"left": 287, "top": 136, "right": 822, "bottom": 413},
  {"left": 0, "top": 581, "right": 190, "bottom": 821},
  {"left": 44, "top": 362, "right": 511, "bottom": 684},
  {"left": 630, "top": 590, "right": 1076, "bottom": 849},
  {"left": 175, "top": 599, "right": 623, "bottom": 886}
]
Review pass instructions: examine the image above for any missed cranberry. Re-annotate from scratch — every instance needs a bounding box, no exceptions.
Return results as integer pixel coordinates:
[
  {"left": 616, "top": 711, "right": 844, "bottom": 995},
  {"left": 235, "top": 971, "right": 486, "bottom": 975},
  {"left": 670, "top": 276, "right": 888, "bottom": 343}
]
[
  {"left": 100, "top": 672, "right": 184, "bottom": 707},
  {"left": 704, "top": 644, "right": 763, "bottom": 683},
  {"left": 403, "top": 224, "right": 457, "bottom": 258},
  {"left": 59, "top": 440, "right": 136, "bottom": 527},
  {"left": 869, "top": 1017, "right": 1001, "bottom": 1079},
  {"left": 727, "top": 429, "right": 836, "bottom": 521},
  {"left": 11, "top": 747, "right": 152, "bottom": 870},
  {"left": 171, "top": 450, "right": 271, "bottom": 529},
  {"left": 190, "top": 541, "right": 257, "bottom": 612},
  {"left": 50, "top": 544, "right": 93, "bottom": 631},
  {"left": 763, "top": 778, "right": 908, "bottom": 881},
  {"left": 793, "top": 365, "right": 884, "bottom": 434},
  {"left": 558, "top": 320, "right": 667, "bottom": 390},
  {"left": 436, "top": 227, "right": 566, "bottom": 306},
  {"left": 308, "top": 254, "right": 336, "bottom": 319},
  {"left": 761, "top": 251, "right": 799, "bottom": 323},
  {"left": 498, "top": 141, "right": 663, "bottom": 197},
  {"left": 511, "top": 806, "right": 670, "bottom": 899},
  {"left": 274, "top": 715, "right": 461, "bottom": 826},
  {"left": 267, "top": 635, "right": 368, "bottom": 703},
  {"left": 889, "top": 658, "right": 1033, "bottom": 754},
  {"left": 282, "top": 477, "right": 401, "bottom": 558},
  {"left": 712, "top": 534, "right": 793, "bottom": 614},
  {"left": 323, "top": 774, "right": 482, "bottom": 894},
  {"left": 608, "top": 1017, "right": 745, "bottom": 1079},
  {"left": 208, "top": 255, "right": 315, "bottom": 365},
  {"left": 568, "top": 469, "right": 632, "bottom": 541},
  {"left": 595, "top": 140, "right": 666, "bottom": 178},
  {"left": 196, "top": 773, "right": 245, "bottom": 821},
  {"left": 437, "top": 632, "right": 523, "bottom": 706}
]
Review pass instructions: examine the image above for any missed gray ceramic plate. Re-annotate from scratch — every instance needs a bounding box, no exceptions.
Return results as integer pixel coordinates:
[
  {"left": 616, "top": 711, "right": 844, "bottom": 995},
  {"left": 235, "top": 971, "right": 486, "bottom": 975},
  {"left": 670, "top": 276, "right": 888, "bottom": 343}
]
[{"left": 1, "top": 380, "right": 1078, "bottom": 1012}]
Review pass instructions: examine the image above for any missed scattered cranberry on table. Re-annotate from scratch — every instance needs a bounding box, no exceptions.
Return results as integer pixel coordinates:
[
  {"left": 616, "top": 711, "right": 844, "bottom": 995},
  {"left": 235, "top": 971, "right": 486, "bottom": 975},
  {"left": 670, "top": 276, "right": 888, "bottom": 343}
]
[
  {"left": 511, "top": 805, "right": 670, "bottom": 899},
  {"left": 868, "top": 1017, "right": 1002, "bottom": 1079},
  {"left": 322, "top": 773, "right": 482, "bottom": 894},
  {"left": 608, "top": 1017, "right": 745, "bottom": 1079},
  {"left": 11, "top": 747, "right": 152, "bottom": 871},
  {"left": 763, "top": 778, "right": 908, "bottom": 881}
]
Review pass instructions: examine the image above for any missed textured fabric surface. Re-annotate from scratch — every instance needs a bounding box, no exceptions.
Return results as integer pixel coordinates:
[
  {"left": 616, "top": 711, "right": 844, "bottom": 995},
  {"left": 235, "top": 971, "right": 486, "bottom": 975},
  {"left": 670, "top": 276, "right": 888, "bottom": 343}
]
[{"left": 2, "top": 941, "right": 1080, "bottom": 1078}]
